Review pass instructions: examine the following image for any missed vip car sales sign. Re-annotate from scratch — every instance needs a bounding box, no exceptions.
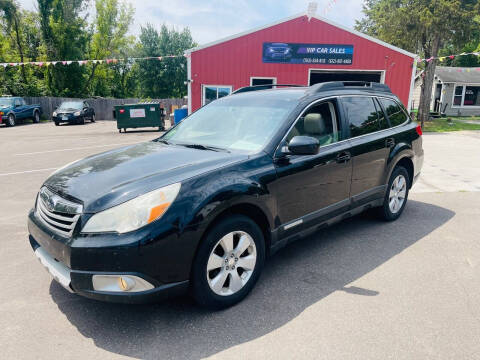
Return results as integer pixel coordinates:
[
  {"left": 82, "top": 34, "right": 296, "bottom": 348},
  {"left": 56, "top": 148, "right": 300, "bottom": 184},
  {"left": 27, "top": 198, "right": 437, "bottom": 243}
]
[{"left": 262, "top": 43, "right": 354, "bottom": 65}]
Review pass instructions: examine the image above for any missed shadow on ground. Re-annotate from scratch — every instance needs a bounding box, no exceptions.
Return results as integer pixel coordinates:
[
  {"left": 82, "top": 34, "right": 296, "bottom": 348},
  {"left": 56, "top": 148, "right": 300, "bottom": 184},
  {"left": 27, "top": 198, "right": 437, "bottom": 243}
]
[{"left": 50, "top": 200, "right": 454, "bottom": 360}]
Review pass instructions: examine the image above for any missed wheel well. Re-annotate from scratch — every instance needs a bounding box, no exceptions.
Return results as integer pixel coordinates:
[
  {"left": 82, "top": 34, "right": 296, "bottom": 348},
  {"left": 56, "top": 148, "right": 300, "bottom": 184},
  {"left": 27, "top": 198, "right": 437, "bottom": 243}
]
[
  {"left": 202, "top": 203, "right": 272, "bottom": 255},
  {"left": 395, "top": 157, "right": 414, "bottom": 188}
]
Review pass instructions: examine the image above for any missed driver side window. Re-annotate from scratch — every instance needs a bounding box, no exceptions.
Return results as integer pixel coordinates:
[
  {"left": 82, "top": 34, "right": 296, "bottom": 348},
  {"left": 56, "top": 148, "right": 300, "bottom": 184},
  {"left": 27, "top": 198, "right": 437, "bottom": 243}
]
[{"left": 286, "top": 99, "right": 341, "bottom": 146}]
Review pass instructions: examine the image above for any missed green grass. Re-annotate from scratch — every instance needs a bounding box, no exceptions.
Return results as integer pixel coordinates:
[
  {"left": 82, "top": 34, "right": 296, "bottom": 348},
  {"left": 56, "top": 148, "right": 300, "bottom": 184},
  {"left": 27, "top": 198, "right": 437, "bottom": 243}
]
[{"left": 423, "top": 117, "right": 480, "bottom": 132}]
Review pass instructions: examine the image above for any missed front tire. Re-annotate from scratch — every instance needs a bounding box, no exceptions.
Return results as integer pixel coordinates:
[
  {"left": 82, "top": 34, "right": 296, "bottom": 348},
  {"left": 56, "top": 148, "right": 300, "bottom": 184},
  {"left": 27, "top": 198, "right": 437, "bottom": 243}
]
[
  {"left": 91, "top": 114, "right": 95, "bottom": 122},
  {"left": 192, "top": 215, "right": 265, "bottom": 309},
  {"left": 6, "top": 114, "right": 15, "bottom": 127},
  {"left": 378, "top": 166, "right": 410, "bottom": 221}
]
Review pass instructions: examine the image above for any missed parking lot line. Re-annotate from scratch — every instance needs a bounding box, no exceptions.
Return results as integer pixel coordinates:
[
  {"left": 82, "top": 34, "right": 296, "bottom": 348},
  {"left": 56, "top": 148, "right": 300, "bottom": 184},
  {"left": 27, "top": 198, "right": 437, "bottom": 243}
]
[
  {"left": 0, "top": 168, "right": 58, "bottom": 177},
  {"left": 14, "top": 142, "right": 138, "bottom": 156}
]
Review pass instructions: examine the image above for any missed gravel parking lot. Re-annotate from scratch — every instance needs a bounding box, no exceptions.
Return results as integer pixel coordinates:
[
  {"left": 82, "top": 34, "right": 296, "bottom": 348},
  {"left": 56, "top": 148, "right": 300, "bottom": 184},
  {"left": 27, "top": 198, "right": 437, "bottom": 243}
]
[{"left": 1, "top": 121, "right": 479, "bottom": 359}]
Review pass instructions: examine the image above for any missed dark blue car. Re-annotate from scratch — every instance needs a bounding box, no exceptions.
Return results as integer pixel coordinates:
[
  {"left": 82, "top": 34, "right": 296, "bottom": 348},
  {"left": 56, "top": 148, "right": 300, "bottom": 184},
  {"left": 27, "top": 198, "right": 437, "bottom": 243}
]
[
  {"left": 264, "top": 43, "right": 293, "bottom": 61},
  {"left": 0, "top": 97, "right": 42, "bottom": 127}
]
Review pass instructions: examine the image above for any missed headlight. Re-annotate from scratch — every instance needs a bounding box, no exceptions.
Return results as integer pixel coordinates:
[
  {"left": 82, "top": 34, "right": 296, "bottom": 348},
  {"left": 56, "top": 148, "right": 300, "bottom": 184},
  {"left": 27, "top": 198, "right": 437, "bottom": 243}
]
[
  {"left": 82, "top": 183, "right": 181, "bottom": 234},
  {"left": 53, "top": 111, "right": 57, "bottom": 116},
  {"left": 74, "top": 111, "right": 81, "bottom": 116}
]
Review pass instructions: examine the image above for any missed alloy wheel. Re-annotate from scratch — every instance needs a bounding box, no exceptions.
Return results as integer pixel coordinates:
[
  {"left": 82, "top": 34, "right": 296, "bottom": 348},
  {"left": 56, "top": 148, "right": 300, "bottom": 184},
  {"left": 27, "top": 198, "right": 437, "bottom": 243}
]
[
  {"left": 389, "top": 174, "right": 407, "bottom": 214},
  {"left": 206, "top": 231, "right": 257, "bottom": 296}
]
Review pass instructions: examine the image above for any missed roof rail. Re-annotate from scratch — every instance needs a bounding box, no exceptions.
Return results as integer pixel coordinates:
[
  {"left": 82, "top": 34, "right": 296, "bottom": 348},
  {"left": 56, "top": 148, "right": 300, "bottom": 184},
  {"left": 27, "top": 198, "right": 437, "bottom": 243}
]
[
  {"left": 308, "top": 81, "right": 392, "bottom": 93},
  {"left": 232, "top": 84, "right": 304, "bottom": 94}
]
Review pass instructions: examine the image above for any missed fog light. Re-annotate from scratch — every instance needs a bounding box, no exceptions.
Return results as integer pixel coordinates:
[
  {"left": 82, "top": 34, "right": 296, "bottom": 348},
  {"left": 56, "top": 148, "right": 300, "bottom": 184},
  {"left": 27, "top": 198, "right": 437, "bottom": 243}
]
[
  {"left": 118, "top": 276, "right": 135, "bottom": 291},
  {"left": 92, "top": 274, "right": 154, "bottom": 292}
]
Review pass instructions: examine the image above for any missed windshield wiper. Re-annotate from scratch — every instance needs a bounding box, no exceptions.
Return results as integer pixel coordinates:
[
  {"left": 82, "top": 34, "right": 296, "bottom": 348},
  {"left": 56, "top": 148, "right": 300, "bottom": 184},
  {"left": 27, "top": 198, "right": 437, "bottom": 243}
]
[
  {"left": 180, "top": 143, "right": 229, "bottom": 152},
  {"left": 155, "top": 139, "right": 170, "bottom": 145}
]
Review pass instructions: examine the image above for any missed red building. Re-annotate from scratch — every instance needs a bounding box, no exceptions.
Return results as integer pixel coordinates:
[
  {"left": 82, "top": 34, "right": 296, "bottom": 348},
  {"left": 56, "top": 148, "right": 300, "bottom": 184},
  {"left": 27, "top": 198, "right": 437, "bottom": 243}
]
[{"left": 185, "top": 12, "right": 417, "bottom": 114}]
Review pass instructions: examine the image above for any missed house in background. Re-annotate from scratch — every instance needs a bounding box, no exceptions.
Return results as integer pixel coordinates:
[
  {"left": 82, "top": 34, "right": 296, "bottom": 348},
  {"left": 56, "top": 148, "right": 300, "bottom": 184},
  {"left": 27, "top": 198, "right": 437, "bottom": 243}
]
[{"left": 412, "top": 66, "right": 480, "bottom": 116}]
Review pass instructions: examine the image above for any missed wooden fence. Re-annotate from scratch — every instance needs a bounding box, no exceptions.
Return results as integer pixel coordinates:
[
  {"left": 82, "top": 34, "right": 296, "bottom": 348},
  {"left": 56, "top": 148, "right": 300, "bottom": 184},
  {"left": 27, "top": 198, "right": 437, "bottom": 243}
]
[{"left": 24, "top": 97, "right": 187, "bottom": 121}]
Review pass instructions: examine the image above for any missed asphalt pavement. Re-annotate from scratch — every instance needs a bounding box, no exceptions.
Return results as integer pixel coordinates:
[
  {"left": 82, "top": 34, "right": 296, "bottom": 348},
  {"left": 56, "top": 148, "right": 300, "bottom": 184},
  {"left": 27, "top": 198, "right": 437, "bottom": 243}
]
[{"left": 1, "top": 121, "right": 479, "bottom": 359}]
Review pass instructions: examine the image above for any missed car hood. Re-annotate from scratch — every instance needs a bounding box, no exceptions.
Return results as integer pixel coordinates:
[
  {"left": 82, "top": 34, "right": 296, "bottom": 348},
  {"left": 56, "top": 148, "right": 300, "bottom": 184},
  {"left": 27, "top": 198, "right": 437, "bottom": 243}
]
[{"left": 44, "top": 141, "right": 248, "bottom": 213}]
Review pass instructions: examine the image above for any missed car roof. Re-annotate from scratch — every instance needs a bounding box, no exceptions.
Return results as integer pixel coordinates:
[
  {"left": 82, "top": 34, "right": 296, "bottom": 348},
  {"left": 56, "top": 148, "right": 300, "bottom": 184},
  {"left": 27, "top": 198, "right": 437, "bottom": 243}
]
[{"left": 231, "top": 82, "right": 399, "bottom": 102}]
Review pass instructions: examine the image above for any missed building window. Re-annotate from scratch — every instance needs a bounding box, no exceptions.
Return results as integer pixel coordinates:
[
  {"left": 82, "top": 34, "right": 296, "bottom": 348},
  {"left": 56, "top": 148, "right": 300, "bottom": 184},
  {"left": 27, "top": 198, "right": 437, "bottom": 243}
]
[
  {"left": 453, "top": 84, "right": 480, "bottom": 107},
  {"left": 250, "top": 77, "right": 276, "bottom": 87},
  {"left": 202, "top": 85, "right": 232, "bottom": 105},
  {"left": 464, "top": 86, "right": 480, "bottom": 106},
  {"left": 453, "top": 85, "right": 463, "bottom": 106}
]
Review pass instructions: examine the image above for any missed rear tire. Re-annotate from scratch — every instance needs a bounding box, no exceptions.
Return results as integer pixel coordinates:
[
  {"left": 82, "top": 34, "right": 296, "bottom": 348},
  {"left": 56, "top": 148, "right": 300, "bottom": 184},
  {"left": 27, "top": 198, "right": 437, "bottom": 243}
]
[
  {"left": 6, "top": 114, "right": 15, "bottom": 127},
  {"left": 378, "top": 166, "right": 410, "bottom": 221},
  {"left": 33, "top": 111, "right": 40, "bottom": 123},
  {"left": 191, "top": 215, "right": 265, "bottom": 309}
]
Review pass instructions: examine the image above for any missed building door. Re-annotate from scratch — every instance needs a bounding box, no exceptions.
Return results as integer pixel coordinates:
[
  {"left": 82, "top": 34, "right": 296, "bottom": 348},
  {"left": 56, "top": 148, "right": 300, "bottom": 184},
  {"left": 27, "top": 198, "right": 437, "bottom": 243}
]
[{"left": 309, "top": 70, "right": 383, "bottom": 85}]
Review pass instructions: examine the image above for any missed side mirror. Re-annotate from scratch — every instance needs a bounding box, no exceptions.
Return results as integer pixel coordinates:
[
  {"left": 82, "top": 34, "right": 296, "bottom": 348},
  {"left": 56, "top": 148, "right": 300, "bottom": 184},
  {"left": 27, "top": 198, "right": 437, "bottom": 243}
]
[
  {"left": 15, "top": 103, "right": 21, "bottom": 108},
  {"left": 286, "top": 136, "right": 319, "bottom": 155}
]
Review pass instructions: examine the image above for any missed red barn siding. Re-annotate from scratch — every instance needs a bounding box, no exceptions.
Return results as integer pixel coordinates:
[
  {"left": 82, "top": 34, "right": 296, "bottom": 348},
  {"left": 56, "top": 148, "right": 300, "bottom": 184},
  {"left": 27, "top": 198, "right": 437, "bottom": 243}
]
[{"left": 189, "top": 15, "right": 415, "bottom": 112}]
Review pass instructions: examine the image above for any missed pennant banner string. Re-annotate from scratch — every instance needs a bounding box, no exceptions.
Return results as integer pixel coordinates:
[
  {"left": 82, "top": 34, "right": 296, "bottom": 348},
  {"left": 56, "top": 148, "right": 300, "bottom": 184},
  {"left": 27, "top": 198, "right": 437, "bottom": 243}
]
[
  {"left": 0, "top": 55, "right": 185, "bottom": 68},
  {"left": 421, "top": 51, "right": 480, "bottom": 62}
]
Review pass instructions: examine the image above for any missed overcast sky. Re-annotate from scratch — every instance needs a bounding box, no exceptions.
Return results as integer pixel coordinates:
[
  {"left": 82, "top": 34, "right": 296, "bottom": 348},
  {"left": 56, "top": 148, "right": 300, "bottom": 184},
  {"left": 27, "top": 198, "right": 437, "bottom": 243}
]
[{"left": 17, "top": 0, "right": 365, "bottom": 45}]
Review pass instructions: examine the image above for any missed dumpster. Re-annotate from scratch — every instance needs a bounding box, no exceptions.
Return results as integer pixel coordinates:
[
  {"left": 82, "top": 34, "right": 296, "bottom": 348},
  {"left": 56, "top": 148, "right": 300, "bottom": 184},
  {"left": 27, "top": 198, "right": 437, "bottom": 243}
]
[
  {"left": 114, "top": 102, "right": 165, "bottom": 133},
  {"left": 174, "top": 108, "right": 188, "bottom": 125}
]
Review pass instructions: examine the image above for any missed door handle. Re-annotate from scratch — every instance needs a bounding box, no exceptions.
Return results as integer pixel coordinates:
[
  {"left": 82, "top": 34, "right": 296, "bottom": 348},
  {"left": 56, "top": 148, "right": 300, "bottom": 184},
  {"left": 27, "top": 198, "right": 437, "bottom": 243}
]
[
  {"left": 386, "top": 138, "right": 395, "bottom": 148},
  {"left": 336, "top": 151, "right": 351, "bottom": 163}
]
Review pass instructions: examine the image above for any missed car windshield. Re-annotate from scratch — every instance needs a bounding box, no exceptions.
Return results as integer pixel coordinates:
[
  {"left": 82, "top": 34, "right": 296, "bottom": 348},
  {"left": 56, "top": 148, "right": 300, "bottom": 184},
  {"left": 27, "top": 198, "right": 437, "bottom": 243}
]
[
  {"left": 0, "top": 98, "right": 13, "bottom": 107},
  {"left": 160, "top": 91, "right": 302, "bottom": 153},
  {"left": 58, "top": 101, "right": 83, "bottom": 110}
]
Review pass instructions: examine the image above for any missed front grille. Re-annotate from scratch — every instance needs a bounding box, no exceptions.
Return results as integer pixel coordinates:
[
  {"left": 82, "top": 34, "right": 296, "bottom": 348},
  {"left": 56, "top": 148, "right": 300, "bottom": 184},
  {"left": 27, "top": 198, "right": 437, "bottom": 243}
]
[{"left": 36, "top": 188, "right": 82, "bottom": 237}]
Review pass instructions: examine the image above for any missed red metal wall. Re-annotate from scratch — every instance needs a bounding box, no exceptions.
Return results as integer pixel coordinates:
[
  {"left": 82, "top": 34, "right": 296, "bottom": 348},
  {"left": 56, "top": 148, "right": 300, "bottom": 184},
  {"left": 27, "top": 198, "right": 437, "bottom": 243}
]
[{"left": 190, "top": 15, "right": 415, "bottom": 111}]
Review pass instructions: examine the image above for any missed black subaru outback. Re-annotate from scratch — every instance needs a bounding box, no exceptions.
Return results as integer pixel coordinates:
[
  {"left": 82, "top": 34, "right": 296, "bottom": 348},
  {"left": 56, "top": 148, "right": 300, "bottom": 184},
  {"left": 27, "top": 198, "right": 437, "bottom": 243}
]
[{"left": 28, "top": 82, "right": 423, "bottom": 309}]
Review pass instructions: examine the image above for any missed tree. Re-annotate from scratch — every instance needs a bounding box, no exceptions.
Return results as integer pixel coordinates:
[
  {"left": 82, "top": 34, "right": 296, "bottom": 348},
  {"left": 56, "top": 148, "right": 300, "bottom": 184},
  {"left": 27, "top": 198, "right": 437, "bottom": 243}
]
[
  {"left": 356, "top": 0, "right": 480, "bottom": 127},
  {"left": 83, "top": 0, "right": 134, "bottom": 95},
  {"left": 37, "top": 0, "right": 90, "bottom": 96},
  {"left": 0, "top": 2, "right": 45, "bottom": 95},
  {"left": 137, "top": 23, "right": 196, "bottom": 98},
  {"left": 0, "top": 0, "right": 27, "bottom": 84}
]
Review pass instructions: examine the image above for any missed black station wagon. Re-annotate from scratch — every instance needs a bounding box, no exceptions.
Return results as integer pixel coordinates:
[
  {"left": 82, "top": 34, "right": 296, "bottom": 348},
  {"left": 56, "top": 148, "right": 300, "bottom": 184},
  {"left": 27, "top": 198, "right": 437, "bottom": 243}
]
[{"left": 28, "top": 82, "right": 424, "bottom": 309}]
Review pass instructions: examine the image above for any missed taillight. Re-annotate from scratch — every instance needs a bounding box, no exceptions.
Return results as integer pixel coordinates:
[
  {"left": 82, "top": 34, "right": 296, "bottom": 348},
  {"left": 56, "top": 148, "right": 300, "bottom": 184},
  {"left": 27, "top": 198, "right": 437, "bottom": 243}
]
[
  {"left": 119, "top": 109, "right": 125, "bottom": 114},
  {"left": 0, "top": 111, "right": 3, "bottom": 116},
  {"left": 415, "top": 124, "right": 422, "bottom": 136}
]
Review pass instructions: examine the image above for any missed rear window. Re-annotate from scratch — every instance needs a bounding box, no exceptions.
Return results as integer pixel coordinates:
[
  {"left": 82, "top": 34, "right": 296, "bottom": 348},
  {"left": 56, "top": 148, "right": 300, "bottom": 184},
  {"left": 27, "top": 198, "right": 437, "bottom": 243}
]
[
  {"left": 379, "top": 98, "right": 408, "bottom": 127},
  {"left": 342, "top": 96, "right": 380, "bottom": 137},
  {"left": 374, "top": 98, "right": 389, "bottom": 130}
]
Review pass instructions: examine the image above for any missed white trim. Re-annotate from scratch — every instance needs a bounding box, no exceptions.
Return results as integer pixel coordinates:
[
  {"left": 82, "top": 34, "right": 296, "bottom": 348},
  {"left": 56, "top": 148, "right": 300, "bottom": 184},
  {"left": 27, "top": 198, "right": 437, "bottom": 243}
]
[
  {"left": 185, "top": 12, "right": 417, "bottom": 59},
  {"left": 187, "top": 55, "right": 192, "bottom": 114},
  {"left": 451, "top": 83, "right": 480, "bottom": 108},
  {"left": 250, "top": 76, "right": 277, "bottom": 86},
  {"left": 307, "top": 68, "right": 386, "bottom": 86},
  {"left": 201, "top": 84, "right": 233, "bottom": 106},
  {"left": 407, "top": 57, "right": 417, "bottom": 111},
  {"left": 439, "top": 82, "right": 445, "bottom": 105}
]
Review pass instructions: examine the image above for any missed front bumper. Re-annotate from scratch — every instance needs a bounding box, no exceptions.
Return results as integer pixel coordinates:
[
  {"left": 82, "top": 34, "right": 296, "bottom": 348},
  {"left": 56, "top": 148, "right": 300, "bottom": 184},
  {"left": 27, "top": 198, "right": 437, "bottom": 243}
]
[
  {"left": 53, "top": 114, "right": 81, "bottom": 123},
  {"left": 28, "top": 209, "right": 193, "bottom": 303}
]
